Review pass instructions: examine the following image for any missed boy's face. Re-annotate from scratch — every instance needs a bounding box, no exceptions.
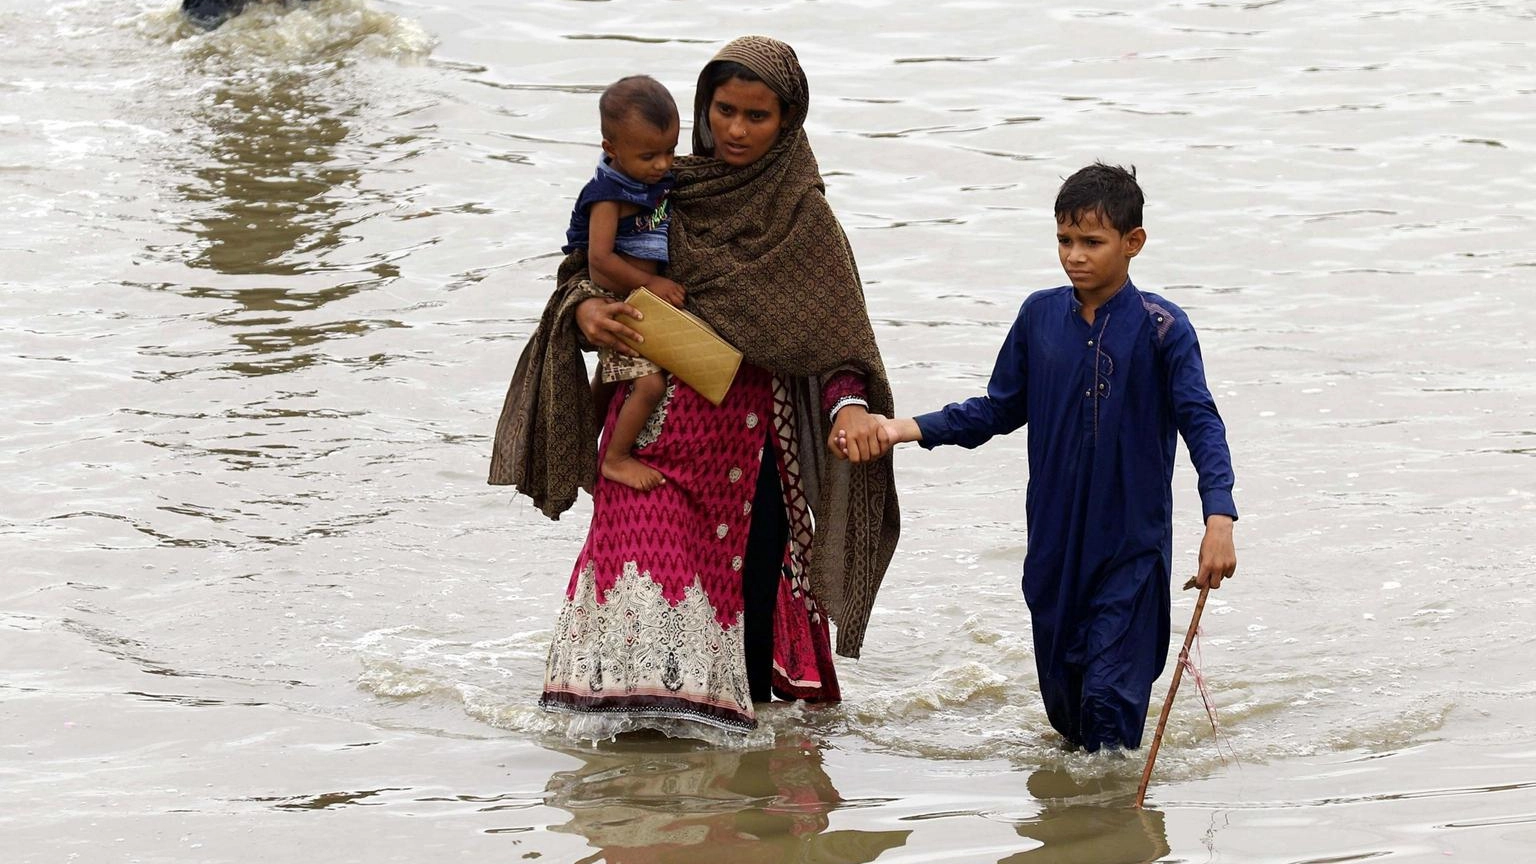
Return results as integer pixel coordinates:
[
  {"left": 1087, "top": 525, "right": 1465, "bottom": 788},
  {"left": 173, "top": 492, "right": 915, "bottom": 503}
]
[
  {"left": 1057, "top": 208, "right": 1145, "bottom": 297},
  {"left": 602, "top": 114, "right": 679, "bottom": 186}
]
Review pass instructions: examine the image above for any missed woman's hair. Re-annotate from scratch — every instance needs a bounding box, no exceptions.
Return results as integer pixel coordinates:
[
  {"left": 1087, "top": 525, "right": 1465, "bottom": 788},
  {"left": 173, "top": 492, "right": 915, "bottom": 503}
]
[{"left": 700, "top": 61, "right": 790, "bottom": 116}]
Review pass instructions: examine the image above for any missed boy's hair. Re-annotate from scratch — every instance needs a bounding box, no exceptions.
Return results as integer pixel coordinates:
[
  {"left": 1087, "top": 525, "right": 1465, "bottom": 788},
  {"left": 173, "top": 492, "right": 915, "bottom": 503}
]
[
  {"left": 1054, "top": 162, "right": 1143, "bottom": 234},
  {"left": 599, "top": 75, "right": 679, "bottom": 141}
]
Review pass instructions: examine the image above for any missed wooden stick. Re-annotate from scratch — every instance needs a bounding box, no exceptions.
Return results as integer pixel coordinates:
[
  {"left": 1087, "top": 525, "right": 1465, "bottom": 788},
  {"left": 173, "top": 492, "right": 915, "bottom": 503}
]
[{"left": 1133, "top": 583, "right": 1211, "bottom": 809}]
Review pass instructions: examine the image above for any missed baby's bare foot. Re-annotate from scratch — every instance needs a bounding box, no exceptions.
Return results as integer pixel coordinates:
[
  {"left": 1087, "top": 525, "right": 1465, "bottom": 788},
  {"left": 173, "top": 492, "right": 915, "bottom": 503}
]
[{"left": 601, "top": 454, "right": 666, "bottom": 492}]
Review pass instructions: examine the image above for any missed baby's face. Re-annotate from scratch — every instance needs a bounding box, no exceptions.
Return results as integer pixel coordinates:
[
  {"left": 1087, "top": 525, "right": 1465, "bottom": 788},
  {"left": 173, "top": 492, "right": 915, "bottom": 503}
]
[{"left": 604, "top": 115, "right": 679, "bottom": 186}]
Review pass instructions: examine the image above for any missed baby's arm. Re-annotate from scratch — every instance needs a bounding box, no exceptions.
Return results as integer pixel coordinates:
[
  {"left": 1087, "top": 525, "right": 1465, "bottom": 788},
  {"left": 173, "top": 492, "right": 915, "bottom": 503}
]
[{"left": 586, "top": 201, "right": 685, "bottom": 306}]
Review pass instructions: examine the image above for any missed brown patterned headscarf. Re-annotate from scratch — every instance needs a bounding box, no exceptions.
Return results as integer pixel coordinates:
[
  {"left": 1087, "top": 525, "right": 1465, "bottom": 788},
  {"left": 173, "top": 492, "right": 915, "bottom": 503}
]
[{"left": 489, "top": 36, "right": 899, "bottom": 658}]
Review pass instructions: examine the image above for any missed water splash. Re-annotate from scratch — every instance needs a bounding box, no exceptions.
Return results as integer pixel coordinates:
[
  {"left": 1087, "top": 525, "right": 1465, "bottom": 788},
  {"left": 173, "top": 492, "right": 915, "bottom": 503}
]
[{"left": 133, "top": 0, "right": 435, "bottom": 64}]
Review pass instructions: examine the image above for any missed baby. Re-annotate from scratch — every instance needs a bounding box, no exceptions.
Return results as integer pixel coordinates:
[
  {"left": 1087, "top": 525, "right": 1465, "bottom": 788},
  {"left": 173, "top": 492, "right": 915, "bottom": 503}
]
[{"left": 562, "top": 75, "right": 685, "bottom": 492}]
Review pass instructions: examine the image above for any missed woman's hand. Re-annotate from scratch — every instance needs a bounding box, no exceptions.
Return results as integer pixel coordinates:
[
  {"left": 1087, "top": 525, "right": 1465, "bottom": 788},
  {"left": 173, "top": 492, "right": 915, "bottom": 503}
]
[
  {"left": 575, "top": 296, "right": 644, "bottom": 357},
  {"left": 829, "top": 404, "right": 887, "bottom": 463}
]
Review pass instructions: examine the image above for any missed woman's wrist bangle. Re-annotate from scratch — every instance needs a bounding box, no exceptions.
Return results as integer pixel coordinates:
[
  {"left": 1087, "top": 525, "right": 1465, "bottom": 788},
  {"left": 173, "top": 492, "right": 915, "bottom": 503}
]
[{"left": 829, "top": 396, "right": 869, "bottom": 423}]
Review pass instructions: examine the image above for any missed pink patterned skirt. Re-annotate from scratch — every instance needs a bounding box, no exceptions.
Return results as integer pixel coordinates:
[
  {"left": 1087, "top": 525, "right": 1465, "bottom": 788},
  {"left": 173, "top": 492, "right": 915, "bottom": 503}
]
[{"left": 539, "top": 365, "right": 840, "bottom": 739}]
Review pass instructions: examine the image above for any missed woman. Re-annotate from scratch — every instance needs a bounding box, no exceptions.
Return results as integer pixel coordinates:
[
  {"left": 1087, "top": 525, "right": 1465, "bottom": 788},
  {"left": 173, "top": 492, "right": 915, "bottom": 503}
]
[{"left": 489, "top": 36, "right": 899, "bottom": 742}]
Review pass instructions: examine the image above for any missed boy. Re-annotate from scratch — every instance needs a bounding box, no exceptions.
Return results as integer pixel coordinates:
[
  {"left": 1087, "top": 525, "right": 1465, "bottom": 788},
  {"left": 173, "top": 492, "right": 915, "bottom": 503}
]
[
  {"left": 870, "top": 163, "right": 1238, "bottom": 752},
  {"left": 562, "top": 75, "right": 686, "bottom": 492}
]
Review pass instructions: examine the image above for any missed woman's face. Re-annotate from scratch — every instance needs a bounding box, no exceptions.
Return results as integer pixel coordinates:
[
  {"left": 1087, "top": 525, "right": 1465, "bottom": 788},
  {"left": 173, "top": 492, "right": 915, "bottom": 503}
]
[{"left": 708, "top": 77, "right": 785, "bottom": 167}]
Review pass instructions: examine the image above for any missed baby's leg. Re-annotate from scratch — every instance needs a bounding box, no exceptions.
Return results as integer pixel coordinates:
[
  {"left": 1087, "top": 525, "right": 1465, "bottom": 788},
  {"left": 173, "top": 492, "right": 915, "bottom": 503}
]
[
  {"left": 590, "top": 367, "right": 615, "bottom": 431},
  {"left": 600, "top": 372, "right": 667, "bottom": 492}
]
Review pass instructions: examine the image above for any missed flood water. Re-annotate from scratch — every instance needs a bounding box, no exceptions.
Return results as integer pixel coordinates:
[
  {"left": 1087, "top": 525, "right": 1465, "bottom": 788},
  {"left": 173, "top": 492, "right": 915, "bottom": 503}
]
[{"left": 4, "top": 0, "right": 1535, "bottom": 861}]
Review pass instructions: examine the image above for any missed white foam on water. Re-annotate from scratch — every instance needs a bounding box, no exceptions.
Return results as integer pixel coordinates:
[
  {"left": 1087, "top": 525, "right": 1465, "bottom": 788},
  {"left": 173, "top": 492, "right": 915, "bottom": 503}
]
[{"left": 133, "top": 0, "right": 435, "bottom": 65}]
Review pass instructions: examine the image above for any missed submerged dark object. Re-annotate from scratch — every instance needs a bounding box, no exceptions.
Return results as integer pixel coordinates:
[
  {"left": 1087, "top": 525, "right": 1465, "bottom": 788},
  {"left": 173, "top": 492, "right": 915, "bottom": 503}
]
[
  {"left": 182, "top": 0, "right": 249, "bottom": 29},
  {"left": 182, "top": 0, "right": 313, "bottom": 31}
]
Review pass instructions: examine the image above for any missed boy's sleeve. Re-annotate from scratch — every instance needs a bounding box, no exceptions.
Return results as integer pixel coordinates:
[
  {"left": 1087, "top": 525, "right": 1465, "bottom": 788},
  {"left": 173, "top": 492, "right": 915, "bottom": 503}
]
[
  {"left": 1165, "top": 318, "right": 1238, "bottom": 521},
  {"left": 913, "top": 304, "right": 1030, "bottom": 449}
]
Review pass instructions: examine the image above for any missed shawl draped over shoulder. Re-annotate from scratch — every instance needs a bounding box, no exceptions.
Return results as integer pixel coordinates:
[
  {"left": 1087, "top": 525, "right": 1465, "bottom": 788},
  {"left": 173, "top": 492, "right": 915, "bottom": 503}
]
[{"left": 488, "top": 35, "right": 899, "bottom": 658}]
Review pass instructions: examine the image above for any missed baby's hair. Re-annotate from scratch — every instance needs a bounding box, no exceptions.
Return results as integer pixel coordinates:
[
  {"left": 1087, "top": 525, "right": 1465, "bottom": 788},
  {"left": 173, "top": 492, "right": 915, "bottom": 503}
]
[
  {"left": 1055, "top": 162, "right": 1144, "bottom": 235},
  {"left": 599, "top": 75, "right": 679, "bottom": 142}
]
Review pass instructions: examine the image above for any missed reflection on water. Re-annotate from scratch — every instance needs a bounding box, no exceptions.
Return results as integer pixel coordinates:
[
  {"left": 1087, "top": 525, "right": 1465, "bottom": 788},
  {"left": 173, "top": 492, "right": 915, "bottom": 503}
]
[
  {"left": 1000, "top": 770, "right": 1169, "bottom": 864},
  {"left": 164, "top": 72, "right": 401, "bottom": 375},
  {"left": 540, "top": 745, "right": 1171, "bottom": 863},
  {"left": 250, "top": 787, "right": 407, "bottom": 810},
  {"left": 544, "top": 739, "right": 910, "bottom": 864},
  {"left": 176, "top": 75, "right": 364, "bottom": 277},
  {"left": 141, "top": 16, "right": 418, "bottom": 377}
]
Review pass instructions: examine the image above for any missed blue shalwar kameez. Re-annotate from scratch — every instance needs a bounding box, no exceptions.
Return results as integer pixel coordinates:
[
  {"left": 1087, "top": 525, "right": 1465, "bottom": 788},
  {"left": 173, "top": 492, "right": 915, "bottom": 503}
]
[{"left": 915, "top": 281, "right": 1237, "bottom": 751}]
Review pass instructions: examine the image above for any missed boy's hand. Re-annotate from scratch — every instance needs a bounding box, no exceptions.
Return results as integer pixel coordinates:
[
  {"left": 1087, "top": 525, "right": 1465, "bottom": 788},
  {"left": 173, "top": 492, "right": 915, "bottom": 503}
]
[
  {"left": 1187, "top": 515, "right": 1236, "bottom": 590},
  {"left": 876, "top": 417, "right": 921, "bottom": 449},
  {"left": 830, "top": 405, "right": 887, "bottom": 463},
  {"left": 646, "top": 278, "right": 686, "bottom": 308}
]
